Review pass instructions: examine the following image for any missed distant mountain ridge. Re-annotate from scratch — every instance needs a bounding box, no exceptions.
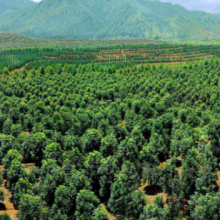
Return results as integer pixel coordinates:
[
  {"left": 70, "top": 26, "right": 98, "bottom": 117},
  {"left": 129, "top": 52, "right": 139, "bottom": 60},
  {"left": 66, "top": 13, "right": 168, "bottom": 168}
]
[{"left": 0, "top": 0, "right": 220, "bottom": 40}]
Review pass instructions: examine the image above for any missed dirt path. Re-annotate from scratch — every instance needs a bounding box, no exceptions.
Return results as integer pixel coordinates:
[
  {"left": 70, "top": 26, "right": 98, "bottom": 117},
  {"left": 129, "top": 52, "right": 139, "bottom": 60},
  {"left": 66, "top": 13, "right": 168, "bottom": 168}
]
[
  {"left": 100, "top": 204, "right": 116, "bottom": 220},
  {"left": 0, "top": 180, "right": 18, "bottom": 220},
  {"left": 0, "top": 163, "right": 37, "bottom": 220},
  {"left": 9, "top": 63, "right": 29, "bottom": 76}
]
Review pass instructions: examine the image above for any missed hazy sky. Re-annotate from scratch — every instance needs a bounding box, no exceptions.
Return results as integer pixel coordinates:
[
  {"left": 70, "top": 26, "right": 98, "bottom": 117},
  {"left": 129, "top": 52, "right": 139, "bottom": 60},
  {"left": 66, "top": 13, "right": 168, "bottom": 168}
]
[
  {"left": 160, "top": 0, "right": 220, "bottom": 13},
  {"left": 32, "top": 0, "right": 220, "bottom": 13}
]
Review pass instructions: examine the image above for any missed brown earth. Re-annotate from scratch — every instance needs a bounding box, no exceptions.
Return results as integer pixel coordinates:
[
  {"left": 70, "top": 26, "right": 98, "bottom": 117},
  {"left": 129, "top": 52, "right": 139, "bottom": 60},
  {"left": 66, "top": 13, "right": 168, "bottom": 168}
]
[
  {"left": 101, "top": 204, "right": 116, "bottom": 220},
  {"left": 24, "top": 163, "right": 36, "bottom": 174},
  {"left": 139, "top": 183, "right": 168, "bottom": 205},
  {"left": 9, "top": 63, "right": 29, "bottom": 76},
  {"left": 0, "top": 180, "right": 18, "bottom": 220},
  {"left": 216, "top": 171, "right": 220, "bottom": 187}
]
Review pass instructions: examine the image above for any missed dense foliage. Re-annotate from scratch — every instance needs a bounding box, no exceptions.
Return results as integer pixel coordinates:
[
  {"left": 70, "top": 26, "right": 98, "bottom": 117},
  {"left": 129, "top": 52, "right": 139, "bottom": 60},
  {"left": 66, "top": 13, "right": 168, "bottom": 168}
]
[
  {"left": 1, "top": 0, "right": 220, "bottom": 40},
  {"left": 0, "top": 57, "right": 220, "bottom": 219}
]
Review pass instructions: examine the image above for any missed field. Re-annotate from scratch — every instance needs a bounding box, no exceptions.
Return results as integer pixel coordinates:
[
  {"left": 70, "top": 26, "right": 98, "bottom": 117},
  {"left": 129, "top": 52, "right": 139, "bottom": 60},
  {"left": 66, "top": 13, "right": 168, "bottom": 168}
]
[
  {"left": 1, "top": 36, "right": 220, "bottom": 220},
  {"left": 0, "top": 33, "right": 159, "bottom": 50}
]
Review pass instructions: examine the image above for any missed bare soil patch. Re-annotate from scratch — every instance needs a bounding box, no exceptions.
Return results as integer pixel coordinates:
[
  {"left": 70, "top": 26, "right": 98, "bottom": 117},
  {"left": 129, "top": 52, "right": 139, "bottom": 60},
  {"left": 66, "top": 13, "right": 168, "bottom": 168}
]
[{"left": 0, "top": 180, "right": 18, "bottom": 220}]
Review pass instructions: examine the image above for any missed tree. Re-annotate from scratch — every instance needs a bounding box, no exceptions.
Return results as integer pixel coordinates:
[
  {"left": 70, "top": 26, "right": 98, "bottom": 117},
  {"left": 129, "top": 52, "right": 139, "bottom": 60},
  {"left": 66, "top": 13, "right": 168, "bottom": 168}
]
[
  {"left": 148, "top": 132, "right": 168, "bottom": 161},
  {"left": 7, "top": 159, "right": 27, "bottom": 190},
  {"left": 159, "top": 157, "right": 182, "bottom": 196},
  {"left": 142, "top": 196, "right": 166, "bottom": 220},
  {"left": 30, "top": 132, "right": 49, "bottom": 164},
  {"left": 63, "top": 135, "right": 79, "bottom": 151},
  {"left": 116, "top": 138, "right": 140, "bottom": 169},
  {"left": 18, "top": 194, "right": 44, "bottom": 220},
  {"left": 0, "top": 189, "right": 4, "bottom": 202},
  {"left": 113, "top": 123, "right": 128, "bottom": 142},
  {"left": 51, "top": 185, "right": 77, "bottom": 220},
  {"left": 140, "top": 145, "right": 158, "bottom": 166},
  {"left": 195, "top": 145, "right": 217, "bottom": 194},
  {"left": 2, "top": 149, "right": 21, "bottom": 178},
  {"left": 100, "top": 134, "right": 118, "bottom": 157},
  {"left": 84, "top": 151, "right": 103, "bottom": 193},
  {"left": 130, "top": 126, "right": 146, "bottom": 151},
  {"left": 44, "top": 142, "right": 63, "bottom": 166},
  {"left": 14, "top": 178, "right": 32, "bottom": 206},
  {"left": 11, "top": 124, "right": 22, "bottom": 138},
  {"left": 63, "top": 147, "right": 83, "bottom": 170},
  {"left": 75, "top": 190, "right": 100, "bottom": 220},
  {"left": 0, "top": 214, "right": 11, "bottom": 220},
  {"left": 66, "top": 168, "right": 91, "bottom": 191},
  {"left": 1, "top": 101, "right": 11, "bottom": 115},
  {"left": 181, "top": 148, "right": 200, "bottom": 198},
  {"left": 9, "top": 108, "right": 20, "bottom": 124},
  {"left": 82, "top": 129, "right": 102, "bottom": 153},
  {"left": 40, "top": 159, "right": 60, "bottom": 181},
  {"left": 56, "top": 65, "right": 63, "bottom": 74},
  {"left": 52, "top": 168, "right": 91, "bottom": 219},
  {"left": 108, "top": 161, "right": 139, "bottom": 216},
  {"left": 3, "top": 67, "right": 9, "bottom": 76},
  {"left": 38, "top": 66, "right": 45, "bottom": 75},
  {"left": 30, "top": 69, "right": 36, "bottom": 76},
  {"left": 190, "top": 192, "right": 220, "bottom": 220},
  {"left": 127, "top": 190, "right": 146, "bottom": 219},
  {"left": 187, "top": 111, "right": 200, "bottom": 127},
  {"left": 0, "top": 134, "right": 17, "bottom": 162},
  {"left": 93, "top": 206, "right": 108, "bottom": 220},
  {"left": 40, "top": 166, "right": 65, "bottom": 206},
  {"left": 98, "top": 156, "right": 118, "bottom": 200},
  {"left": 3, "top": 118, "right": 12, "bottom": 135},
  {"left": 179, "top": 137, "right": 194, "bottom": 158}
]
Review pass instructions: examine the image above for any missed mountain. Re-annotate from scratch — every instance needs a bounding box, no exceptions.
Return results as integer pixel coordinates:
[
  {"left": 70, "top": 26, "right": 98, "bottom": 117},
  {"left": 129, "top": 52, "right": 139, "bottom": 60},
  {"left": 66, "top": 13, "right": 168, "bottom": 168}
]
[
  {"left": 0, "top": 0, "right": 35, "bottom": 14},
  {"left": 0, "top": 0, "right": 220, "bottom": 40}
]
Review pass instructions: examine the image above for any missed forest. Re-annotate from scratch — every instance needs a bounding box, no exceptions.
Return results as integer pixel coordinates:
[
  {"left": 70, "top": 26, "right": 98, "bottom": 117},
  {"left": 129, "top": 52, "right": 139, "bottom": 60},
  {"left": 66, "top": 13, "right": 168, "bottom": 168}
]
[
  {"left": 0, "top": 51, "right": 220, "bottom": 219},
  {"left": 1, "top": 0, "right": 220, "bottom": 40}
]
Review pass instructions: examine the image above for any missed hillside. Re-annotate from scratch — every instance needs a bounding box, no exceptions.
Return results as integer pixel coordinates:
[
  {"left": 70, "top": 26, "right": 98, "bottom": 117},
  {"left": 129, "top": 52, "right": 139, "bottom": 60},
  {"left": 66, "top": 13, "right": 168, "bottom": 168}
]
[
  {"left": 1, "top": 0, "right": 220, "bottom": 40},
  {"left": 0, "top": 0, "right": 35, "bottom": 14}
]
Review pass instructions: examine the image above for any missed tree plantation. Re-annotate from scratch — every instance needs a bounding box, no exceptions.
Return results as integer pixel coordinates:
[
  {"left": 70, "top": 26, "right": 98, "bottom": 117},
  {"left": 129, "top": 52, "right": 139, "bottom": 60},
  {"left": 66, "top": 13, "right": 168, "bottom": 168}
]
[
  {"left": 0, "top": 57, "right": 220, "bottom": 219},
  {"left": 1, "top": 44, "right": 220, "bottom": 74}
]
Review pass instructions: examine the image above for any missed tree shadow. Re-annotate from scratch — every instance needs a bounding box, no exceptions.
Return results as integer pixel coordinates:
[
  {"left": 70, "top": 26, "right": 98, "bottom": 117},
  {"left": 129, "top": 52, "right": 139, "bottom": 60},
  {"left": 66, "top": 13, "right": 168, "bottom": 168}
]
[
  {"left": 144, "top": 185, "right": 163, "bottom": 195},
  {"left": 0, "top": 203, "right": 6, "bottom": 210},
  {"left": 176, "top": 160, "right": 182, "bottom": 168}
]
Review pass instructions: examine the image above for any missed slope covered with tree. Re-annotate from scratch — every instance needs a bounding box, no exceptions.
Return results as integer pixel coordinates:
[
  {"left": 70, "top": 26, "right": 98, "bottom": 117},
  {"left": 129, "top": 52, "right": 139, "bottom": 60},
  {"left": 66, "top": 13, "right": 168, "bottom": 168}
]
[
  {"left": 0, "top": 0, "right": 35, "bottom": 14},
  {"left": 0, "top": 0, "right": 220, "bottom": 40}
]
